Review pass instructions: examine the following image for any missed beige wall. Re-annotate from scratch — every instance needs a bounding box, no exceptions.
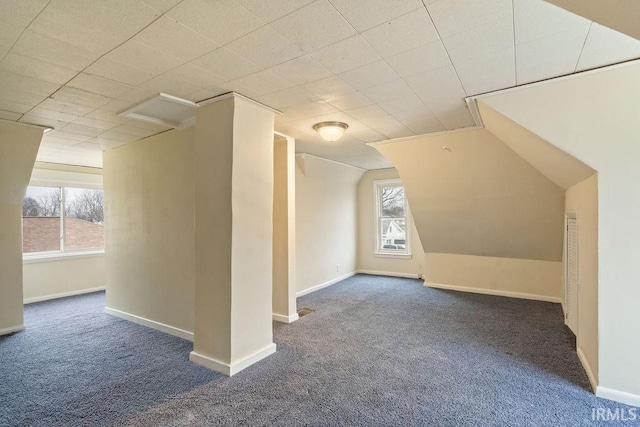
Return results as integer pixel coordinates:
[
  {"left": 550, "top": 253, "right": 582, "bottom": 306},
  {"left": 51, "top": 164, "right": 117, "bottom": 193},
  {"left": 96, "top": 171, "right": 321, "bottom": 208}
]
[
  {"left": 374, "top": 129, "right": 565, "bottom": 262},
  {"left": 565, "top": 174, "right": 599, "bottom": 385},
  {"left": 23, "top": 163, "right": 105, "bottom": 303},
  {"left": 480, "top": 61, "right": 640, "bottom": 403},
  {"left": 424, "top": 253, "right": 562, "bottom": 301},
  {"left": 104, "top": 127, "right": 195, "bottom": 334},
  {"left": 356, "top": 168, "right": 423, "bottom": 277},
  {"left": 23, "top": 255, "right": 105, "bottom": 302},
  {"left": 295, "top": 154, "right": 363, "bottom": 294},
  {"left": 0, "top": 121, "right": 42, "bottom": 334}
]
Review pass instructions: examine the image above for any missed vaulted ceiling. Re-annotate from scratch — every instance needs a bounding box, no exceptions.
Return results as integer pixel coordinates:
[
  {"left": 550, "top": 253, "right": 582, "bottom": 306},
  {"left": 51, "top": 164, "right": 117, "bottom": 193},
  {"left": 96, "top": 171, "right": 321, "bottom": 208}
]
[{"left": 1, "top": 0, "right": 639, "bottom": 169}]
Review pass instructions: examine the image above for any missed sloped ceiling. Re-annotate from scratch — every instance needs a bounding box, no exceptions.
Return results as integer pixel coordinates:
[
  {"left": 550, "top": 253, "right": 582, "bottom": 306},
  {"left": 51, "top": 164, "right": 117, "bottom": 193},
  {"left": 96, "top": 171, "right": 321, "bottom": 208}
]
[
  {"left": 373, "top": 129, "right": 565, "bottom": 261},
  {"left": 0, "top": 0, "right": 639, "bottom": 169},
  {"left": 479, "top": 100, "right": 595, "bottom": 190}
]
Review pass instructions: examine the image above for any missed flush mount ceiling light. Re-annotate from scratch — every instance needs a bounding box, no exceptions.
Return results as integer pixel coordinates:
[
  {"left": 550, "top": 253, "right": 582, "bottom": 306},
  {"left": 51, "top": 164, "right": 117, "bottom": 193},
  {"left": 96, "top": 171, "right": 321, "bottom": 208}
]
[
  {"left": 118, "top": 93, "right": 199, "bottom": 129},
  {"left": 313, "top": 121, "right": 348, "bottom": 142}
]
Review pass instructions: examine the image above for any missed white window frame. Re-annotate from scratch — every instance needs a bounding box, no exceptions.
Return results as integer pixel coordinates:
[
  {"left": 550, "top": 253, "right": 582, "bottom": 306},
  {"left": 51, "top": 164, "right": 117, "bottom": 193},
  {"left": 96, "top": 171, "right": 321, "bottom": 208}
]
[
  {"left": 22, "top": 180, "right": 105, "bottom": 262},
  {"left": 373, "top": 179, "right": 411, "bottom": 259}
]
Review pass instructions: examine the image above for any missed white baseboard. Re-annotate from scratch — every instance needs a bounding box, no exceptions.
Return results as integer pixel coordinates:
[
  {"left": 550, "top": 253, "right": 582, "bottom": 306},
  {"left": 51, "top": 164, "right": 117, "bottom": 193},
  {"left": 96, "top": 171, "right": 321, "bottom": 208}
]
[
  {"left": 357, "top": 269, "right": 420, "bottom": 279},
  {"left": 24, "top": 286, "right": 105, "bottom": 304},
  {"left": 105, "top": 306, "right": 194, "bottom": 341},
  {"left": 272, "top": 313, "right": 299, "bottom": 323},
  {"left": 577, "top": 347, "right": 598, "bottom": 392},
  {"left": 424, "top": 281, "right": 562, "bottom": 303},
  {"left": 596, "top": 386, "right": 640, "bottom": 408},
  {"left": 190, "top": 342, "right": 276, "bottom": 376},
  {"left": 296, "top": 272, "right": 356, "bottom": 297},
  {"left": 0, "top": 324, "right": 25, "bottom": 336}
]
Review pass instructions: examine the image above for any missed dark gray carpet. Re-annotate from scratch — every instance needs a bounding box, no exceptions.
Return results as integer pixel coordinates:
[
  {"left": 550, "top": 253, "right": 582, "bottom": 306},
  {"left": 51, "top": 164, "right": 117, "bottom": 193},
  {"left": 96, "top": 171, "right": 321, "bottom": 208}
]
[{"left": 0, "top": 275, "right": 635, "bottom": 426}]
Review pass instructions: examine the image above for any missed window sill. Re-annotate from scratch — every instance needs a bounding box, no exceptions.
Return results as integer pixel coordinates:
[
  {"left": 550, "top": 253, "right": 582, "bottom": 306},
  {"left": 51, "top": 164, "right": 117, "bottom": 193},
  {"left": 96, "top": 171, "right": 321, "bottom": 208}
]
[
  {"left": 23, "top": 250, "right": 105, "bottom": 264},
  {"left": 374, "top": 252, "right": 412, "bottom": 260}
]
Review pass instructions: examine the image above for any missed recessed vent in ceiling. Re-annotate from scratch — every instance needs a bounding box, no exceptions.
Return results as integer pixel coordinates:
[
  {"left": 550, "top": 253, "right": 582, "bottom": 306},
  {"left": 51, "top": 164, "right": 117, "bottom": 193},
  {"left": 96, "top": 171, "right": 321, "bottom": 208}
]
[{"left": 118, "top": 93, "right": 199, "bottom": 129}]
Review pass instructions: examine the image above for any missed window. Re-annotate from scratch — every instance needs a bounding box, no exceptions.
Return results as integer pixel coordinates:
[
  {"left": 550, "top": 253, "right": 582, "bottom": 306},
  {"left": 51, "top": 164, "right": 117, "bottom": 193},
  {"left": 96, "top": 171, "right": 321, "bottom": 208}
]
[
  {"left": 374, "top": 179, "right": 411, "bottom": 257},
  {"left": 22, "top": 186, "right": 104, "bottom": 255}
]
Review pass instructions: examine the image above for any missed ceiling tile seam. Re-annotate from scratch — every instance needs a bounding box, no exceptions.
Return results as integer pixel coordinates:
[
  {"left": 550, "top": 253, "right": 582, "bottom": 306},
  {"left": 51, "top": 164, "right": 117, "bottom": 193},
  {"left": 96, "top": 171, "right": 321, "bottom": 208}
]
[
  {"left": 511, "top": 0, "right": 518, "bottom": 87},
  {"left": 0, "top": 0, "right": 51, "bottom": 64},
  {"left": 418, "top": 0, "right": 460, "bottom": 130},
  {"left": 573, "top": 22, "right": 593, "bottom": 73}
]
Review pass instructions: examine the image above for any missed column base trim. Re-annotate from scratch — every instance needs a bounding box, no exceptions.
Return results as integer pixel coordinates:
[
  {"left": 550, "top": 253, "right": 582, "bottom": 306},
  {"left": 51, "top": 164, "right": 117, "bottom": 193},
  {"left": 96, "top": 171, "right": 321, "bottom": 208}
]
[
  {"left": 105, "top": 306, "right": 194, "bottom": 341},
  {"left": 577, "top": 347, "right": 598, "bottom": 392},
  {"left": 0, "top": 324, "right": 25, "bottom": 336},
  {"left": 596, "top": 386, "right": 640, "bottom": 408},
  {"left": 272, "top": 313, "right": 299, "bottom": 323},
  {"left": 190, "top": 342, "right": 277, "bottom": 376},
  {"left": 296, "top": 272, "right": 356, "bottom": 297},
  {"left": 424, "top": 281, "right": 562, "bottom": 303}
]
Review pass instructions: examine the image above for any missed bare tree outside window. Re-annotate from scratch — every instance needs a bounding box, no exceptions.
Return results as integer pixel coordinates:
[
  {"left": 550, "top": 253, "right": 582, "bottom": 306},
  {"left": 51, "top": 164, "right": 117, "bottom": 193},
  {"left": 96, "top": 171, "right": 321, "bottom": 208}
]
[
  {"left": 376, "top": 182, "right": 410, "bottom": 254},
  {"left": 381, "top": 186, "right": 405, "bottom": 217}
]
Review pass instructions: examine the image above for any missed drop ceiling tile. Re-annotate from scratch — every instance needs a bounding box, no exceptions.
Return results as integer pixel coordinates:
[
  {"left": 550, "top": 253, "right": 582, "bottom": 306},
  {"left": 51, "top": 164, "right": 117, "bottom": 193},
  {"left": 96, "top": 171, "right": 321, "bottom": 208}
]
[
  {"left": 229, "top": 70, "right": 294, "bottom": 97},
  {"left": 84, "top": 108, "right": 130, "bottom": 124},
  {"left": 454, "top": 47, "right": 515, "bottom": 94},
  {"left": 140, "top": 74, "right": 202, "bottom": 98},
  {"left": 119, "top": 87, "right": 157, "bottom": 103},
  {"left": 105, "top": 40, "right": 186, "bottom": 77},
  {"left": 405, "top": 65, "right": 467, "bottom": 113},
  {"left": 513, "top": 0, "right": 590, "bottom": 45},
  {"left": 0, "top": 109, "right": 22, "bottom": 121},
  {"left": 268, "top": 55, "right": 333, "bottom": 85},
  {"left": 577, "top": 23, "right": 640, "bottom": 71},
  {"left": 329, "top": 0, "right": 423, "bottom": 32},
  {"left": 344, "top": 104, "right": 387, "bottom": 121},
  {"left": 186, "top": 87, "right": 229, "bottom": 103},
  {"left": 0, "top": 53, "right": 77, "bottom": 86},
  {"left": 61, "top": 123, "right": 103, "bottom": 137},
  {"left": 362, "top": 8, "right": 440, "bottom": 58},
  {"left": 0, "top": 70, "right": 59, "bottom": 97},
  {"left": 427, "top": 0, "right": 512, "bottom": 38},
  {"left": 0, "top": 85, "right": 47, "bottom": 106},
  {"left": 435, "top": 107, "right": 475, "bottom": 130},
  {"left": 133, "top": 16, "right": 219, "bottom": 62},
  {"left": 140, "top": 0, "right": 183, "bottom": 13},
  {"left": 368, "top": 116, "right": 413, "bottom": 138},
  {"left": 279, "top": 101, "right": 338, "bottom": 121},
  {"left": 348, "top": 127, "right": 385, "bottom": 143},
  {"left": 40, "top": 135, "right": 78, "bottom": 146},
  {"left": 37, "top": 98, "right": 95, "bottom": 116},
  {"left": 441, "top": 17, "right": 514, "bottom": 64},
  {"left": 325, "top": 92, "right": 373, "bottom": 110},
  {"left": 303, "top": 76, "right": 355, "bottom": 100},
  {"left": 47, "top": 130, "right": 92, "bottom": 143},
  {"left": 271, "top": 0, "right": 356, "bottom": 52},
  {"left": 310, "top": 35, "right": 380, "bottom": 74},
  {"left": 193, "top": 47, "right": 262, "bottom": 81},
  {"left": 67, "top": 73, "right": 133, "bottom": 98},
  {"left": 227, "top": 26, "right": 304, "bottom": 69},
  {"left": 29, "top": 0, "right": 159, "bottom": 53},
  {"left": 0, "top": 0, "right": 48, "bottom": 58},
  {"left": 359, "top": 79, "right": 414, "bottom": 104},
  {"left": 378, "top": 92, "right": 425, "bottom": 116},
  {"left": 19, "top": 114, "right": 70, "bottom": 130},
  {"left": 167, "top": 0, "right": 264, "bottom": 45},
  {"left": 52, "top": 87, "right": 112, "bottom": 108},
  {"left": 0, "top": 98, "right": 34, "bottom": 114},
  {"left": 339, "top": 60, "right": 398, "bottom": 91},
  {"left": 236, "top": 0, "right": 314, "bottom": 23},
  {"left": 28, "top": 107, "right": 82, "bottom": 123},
  {"left": 110, "top": 124, "right": 162, "bottom": 138},
  {"left": 397, "top": 115, "right": 445, "bottom": 135},
  {"left": 72, "top": 116, "right": 121, "bottom": 130},
  {"left": 12, "top": 30, "right": 98, "bottom": 71},
  {"left": 256, "top": 87, "right": 319, "bottom": 110},
  {"left": 386, "top": 42, "right": 451, "bottom": 78},
  {"left": 97, "top": 130, "right": 140, "bottom": 143},
  {"left": 516, "top": 30, "right": 587, "bottom": 84},
  {"left": 84, "top": 57, "right": 155, "bottom": 86},
  {"left": 100, "top": 99, "right": 136, "bottom": 113}
]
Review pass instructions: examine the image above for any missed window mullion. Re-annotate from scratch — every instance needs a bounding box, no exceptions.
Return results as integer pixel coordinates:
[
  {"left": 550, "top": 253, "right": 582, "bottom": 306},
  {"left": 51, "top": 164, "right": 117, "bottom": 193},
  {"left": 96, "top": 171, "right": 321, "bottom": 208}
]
[{"left": 60, "top": 186, "right": 65, "bottom": 253}]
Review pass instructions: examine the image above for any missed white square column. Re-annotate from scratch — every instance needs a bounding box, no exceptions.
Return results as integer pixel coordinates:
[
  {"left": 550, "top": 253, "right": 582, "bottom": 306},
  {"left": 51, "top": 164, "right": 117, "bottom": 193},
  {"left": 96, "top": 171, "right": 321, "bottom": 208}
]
[{"left": 190, "top": 94, "right": 276, "bottom": 375}]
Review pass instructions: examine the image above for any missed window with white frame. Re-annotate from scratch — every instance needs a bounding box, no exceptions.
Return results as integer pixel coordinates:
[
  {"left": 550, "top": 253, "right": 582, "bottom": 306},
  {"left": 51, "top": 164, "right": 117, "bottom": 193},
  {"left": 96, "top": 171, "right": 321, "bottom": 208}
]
[
  {"left": 22, "top": 185, "right": 104, "bottom": 255},
  {"left": 374, "top": 179, "right": 410, "bottom": 256}
]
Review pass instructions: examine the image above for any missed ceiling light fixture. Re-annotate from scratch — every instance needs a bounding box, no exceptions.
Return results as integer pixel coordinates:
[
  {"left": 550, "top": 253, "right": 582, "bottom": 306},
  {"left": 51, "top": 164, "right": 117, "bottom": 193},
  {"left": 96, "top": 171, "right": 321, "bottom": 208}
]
[{"left": 313, "top": 121, "right": 348, "bottom": 142}]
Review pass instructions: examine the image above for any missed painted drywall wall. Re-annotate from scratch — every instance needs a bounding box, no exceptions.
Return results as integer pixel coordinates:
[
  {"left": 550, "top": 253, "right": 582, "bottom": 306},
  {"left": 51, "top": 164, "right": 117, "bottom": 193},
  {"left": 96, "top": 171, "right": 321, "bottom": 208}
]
[
  {"left": 192, "top": 95, "right": 275, "bottom": 373},
  {"left": 479, "top": 61, "right": 640, "bottom": 403},
  {"left": 356, "top": 168, "right": 423, "bottom": 277},
  {"left": 0, "top": 122, "right": 42, "bottom": 334},
  {"left": 373, "top": 129, "right": 565, "bottom": 262},
  {"left": 544, "top": 0, "right": 640, "bottom": 40},
  {"left": 23, "top": 255, "right": 105, "bottom": 302},
  {"left": 295, "top": 154, "right": 364, "bottom": 294},
  {"left": 424, "top": 253, "right": 562, "bottom": 301},
  {"left": 23, "top": 163, "right": 105, "bottom": 303},
  {"left": 104, "top": 127, "right": 195, "bottom": 334},
  {"left": 565, "top": 174, "right": 599, "bottom": 386}
]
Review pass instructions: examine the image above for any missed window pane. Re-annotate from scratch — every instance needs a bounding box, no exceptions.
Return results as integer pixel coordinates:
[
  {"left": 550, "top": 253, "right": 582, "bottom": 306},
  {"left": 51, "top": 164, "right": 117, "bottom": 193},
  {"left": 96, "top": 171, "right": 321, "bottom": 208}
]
[
  {"left": 380, "top": 218, "right": 406, "bottom": 251},
  {"left": 22, "top": 186, "right": 61, "bottom": 253},
  {"left": 64, "top": 188, "right": 105, "bottom": 251},
  {"left": 381, "top": 186, "right": 405, "bottom": 217}
]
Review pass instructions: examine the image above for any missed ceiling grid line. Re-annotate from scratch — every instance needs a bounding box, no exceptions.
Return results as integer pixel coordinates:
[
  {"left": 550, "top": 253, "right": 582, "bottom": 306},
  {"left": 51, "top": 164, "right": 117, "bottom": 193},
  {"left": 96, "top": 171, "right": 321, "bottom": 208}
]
[{"left": 573, "top": 22, "right": 593, "bottom": 73}]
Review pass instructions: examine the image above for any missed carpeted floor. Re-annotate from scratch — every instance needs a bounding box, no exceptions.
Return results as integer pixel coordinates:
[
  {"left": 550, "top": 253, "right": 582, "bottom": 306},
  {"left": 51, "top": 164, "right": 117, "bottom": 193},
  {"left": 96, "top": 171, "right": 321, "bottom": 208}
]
[{"left": 0, "top": 275, "right": 635, "bottom": 426}]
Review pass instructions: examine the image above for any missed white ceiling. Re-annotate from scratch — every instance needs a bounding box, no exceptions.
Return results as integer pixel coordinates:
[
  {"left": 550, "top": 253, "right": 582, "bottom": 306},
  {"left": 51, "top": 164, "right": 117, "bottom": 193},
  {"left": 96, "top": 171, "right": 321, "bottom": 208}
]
[{"left": 0, "top": 0, "right": 638, "bottom": 169}]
